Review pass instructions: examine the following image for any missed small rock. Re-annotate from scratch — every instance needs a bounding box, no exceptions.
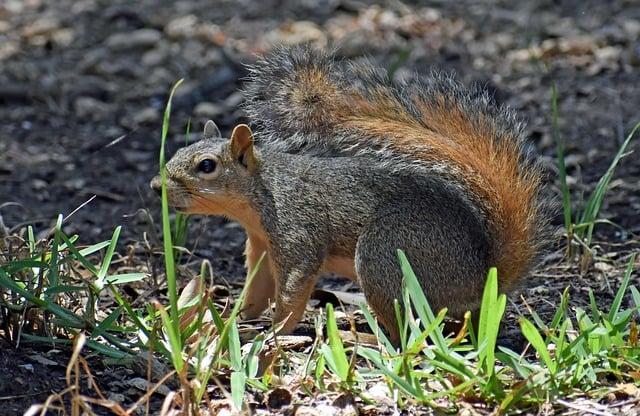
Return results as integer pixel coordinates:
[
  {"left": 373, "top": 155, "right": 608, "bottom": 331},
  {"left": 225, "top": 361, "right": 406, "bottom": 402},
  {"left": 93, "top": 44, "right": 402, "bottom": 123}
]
[
  {"left": 224, "top": 91, "right": 244, "bottom": 109},
  {"left": 622, "top": 19, "right": 640, "bottom": 40},
  {"left": 146, "top": 67, "right": 174, "bottom": 86},
  {"left": 18, "top": 364, "right": 34, "bottom": 372},
  {"left": 295, "top": 406, "right": 320, "bottom": 416},
  {"left": 132, "top": 107, "right": 159, "bottom": 125},
  {"left": 593, "top": 262, "right": 613, "bottom": 272},
  {"left": 52, "top": 28, "right": 74, "bottom": 47},
  {"left": 64, "top": 178, "right": 86, "bottom": 190},
  {"left": 142, "top": 44, "right": 170, "bottom": 66},
  {"left": 21, "top": 16, "right": 60, "bottom": 39},
  {"left": 106, "top": 28, "right": 162, "bottom": 50},
  {"left": 73, "top": 96, "right": 111, "bottom": 120},
  {"left": 264, "top": 21, "right": 326, "bottom": 47},
  {"left": 127, "top": 377, "right": 171, "bottom": 395},
  {"left": 365, "top": 382, "right": 393, "bottom": 404},
  {"left": 334, "top": 29, "right": 375, "bottom": 57},
  {"left": 195, "top": 22, "right": 223, "bottom": 44},
  {"left": 78, "top": 47, "right": 109, "bottom": 74},
  {"left": 179, "top": 39, "right": 206, "bottom": 64},
  {"left": 0, "top": 20, "right": 11, "bottom": 34},
  {"left": 3, "top": 0, "right": 28, "bottom": 14},
  {"left": 32, "top": 179, "right": 48, "bottom": 190},
  {"left": 194, "top": 102, "right": 225, "bottom": 118},
  {"left": 0, "top": 40, "right": 18, "bottom": 60},
  {"left": 165, "top": 15, "right": 198, "bottom": 39},
  {"left": 107, "top": 393, "right": 126, "bottom": 403}
]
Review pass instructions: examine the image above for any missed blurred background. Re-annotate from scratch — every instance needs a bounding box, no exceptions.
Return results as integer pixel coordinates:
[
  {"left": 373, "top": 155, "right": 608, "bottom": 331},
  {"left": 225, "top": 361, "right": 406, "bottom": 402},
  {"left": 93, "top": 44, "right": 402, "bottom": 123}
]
[{"left": 1, "top": 0, "right": 639, "bottom": 279}]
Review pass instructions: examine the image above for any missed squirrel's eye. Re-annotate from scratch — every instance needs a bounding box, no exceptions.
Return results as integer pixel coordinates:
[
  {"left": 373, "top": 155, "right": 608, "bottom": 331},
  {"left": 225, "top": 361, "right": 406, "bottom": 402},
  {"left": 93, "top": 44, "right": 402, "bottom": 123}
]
[{"left": 197, "top": 159, "right": 217, "bottom": 174}]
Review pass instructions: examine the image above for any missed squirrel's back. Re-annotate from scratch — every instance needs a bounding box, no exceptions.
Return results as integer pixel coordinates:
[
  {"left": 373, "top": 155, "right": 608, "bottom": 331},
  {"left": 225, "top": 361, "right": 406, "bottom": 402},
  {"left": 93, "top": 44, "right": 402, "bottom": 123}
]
[{"left": 243, "top": 46, "right": 550, "bottom": 291}]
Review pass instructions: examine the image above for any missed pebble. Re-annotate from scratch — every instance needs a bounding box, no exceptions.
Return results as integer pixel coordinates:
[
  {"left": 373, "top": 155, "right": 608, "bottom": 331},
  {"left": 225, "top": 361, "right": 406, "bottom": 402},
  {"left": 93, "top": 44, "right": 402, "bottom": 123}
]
[
  {"left": 334, "top": 29, "right": 375, "bottom": 57},
  {"left": 78, "top": 47, "right": 109, "bottom": 74},
  {"left": 179, "top": 39, "right": 206, "bottom": 64},
  {"left": 132, "top": 107, "right": 159, "bottom": 125},
  {"left": 106, "top": 28, "right": 162, "bottom": 50},
  {"left": 0, "top": 40, "right": 18, "bottom": 60},
  {"left": 194, "top": 102, "right": 225, "bottom": 118},
  {"left": 73, "top": 96, "right": 111, "bottom": 120},
  {"left": 21, "top": 17, "right": 60, "bottom": 38},
  {"left": 165, "top": 14, "right": 198, "bottom": 39},
  {"left": 146, "top": 67, "right": 174, "bottom": 86},
  {"left": 142, "top": 44, "right": 169, "bottom": 66},
  {"left": 32, "top": 179, "right": 48, "bottom": 190},
  {"left": 64, "top": 178, "right": 86, "bottom": 190},
  {"left": 622, "top": 19, "right": 640, "bottom": 40},
  {"left": 264, "top": 21, "right": 326, "bottom": 47},
  {"left": 0, "top": 20, "right": 10, "bottom": 34},
  {"left": 224, "top": 91, "right": 243, "bottom": 109}
]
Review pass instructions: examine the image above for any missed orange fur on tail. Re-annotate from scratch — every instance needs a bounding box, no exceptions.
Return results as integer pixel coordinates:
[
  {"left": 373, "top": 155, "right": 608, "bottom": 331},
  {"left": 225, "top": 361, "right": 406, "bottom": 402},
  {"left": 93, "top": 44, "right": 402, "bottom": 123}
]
[{"left": 335, "top": 94, "right": 544, "bottom": 289}]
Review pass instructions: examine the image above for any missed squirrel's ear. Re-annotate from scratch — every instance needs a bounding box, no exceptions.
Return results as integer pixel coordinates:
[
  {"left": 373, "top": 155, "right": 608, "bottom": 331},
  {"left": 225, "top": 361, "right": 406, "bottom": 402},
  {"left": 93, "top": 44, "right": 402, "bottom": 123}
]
[
  {"left": 229, "top": 124, "right": 257, "bottom": 170},
  {"left": 203, "top": 120, "right": 221, "bottom": 139}
]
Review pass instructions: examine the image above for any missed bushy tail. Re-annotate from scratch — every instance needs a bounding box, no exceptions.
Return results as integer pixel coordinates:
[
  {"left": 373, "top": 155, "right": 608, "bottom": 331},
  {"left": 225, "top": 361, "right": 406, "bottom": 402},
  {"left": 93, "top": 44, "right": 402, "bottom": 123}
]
[
  {"left": 243, "top": 46, "right": 551, "bottom": 289},
  {"left": 242, "top": 46, "right": 351, "bottom": 151}
]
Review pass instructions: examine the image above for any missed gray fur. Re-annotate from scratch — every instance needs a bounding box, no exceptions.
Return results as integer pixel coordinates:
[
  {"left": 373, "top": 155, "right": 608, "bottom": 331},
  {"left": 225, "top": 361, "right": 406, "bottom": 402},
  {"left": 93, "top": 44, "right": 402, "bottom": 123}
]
[
  {"left": 243, "top": 45, "right": 552, "bottom": 279},
  {"left": 154, "top": 135, "right": 492, "bottom": 343},
  {"left": 151, "top": 46, "right": 553, "bottom": 342}
]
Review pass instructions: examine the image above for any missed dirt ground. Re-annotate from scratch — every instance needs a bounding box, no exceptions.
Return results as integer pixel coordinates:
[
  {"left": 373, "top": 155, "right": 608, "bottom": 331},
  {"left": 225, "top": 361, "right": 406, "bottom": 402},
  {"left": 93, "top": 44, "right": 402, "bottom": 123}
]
[{"left": 1, "top": 0, "right": 639, "bottom": 414}]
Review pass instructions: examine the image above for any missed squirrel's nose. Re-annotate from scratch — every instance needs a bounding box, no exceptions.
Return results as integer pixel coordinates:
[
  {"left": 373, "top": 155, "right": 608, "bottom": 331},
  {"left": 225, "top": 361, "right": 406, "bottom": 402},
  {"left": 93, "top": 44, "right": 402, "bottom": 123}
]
[{"left": 150, "top": 176, "right": 162, "bottom": 194}]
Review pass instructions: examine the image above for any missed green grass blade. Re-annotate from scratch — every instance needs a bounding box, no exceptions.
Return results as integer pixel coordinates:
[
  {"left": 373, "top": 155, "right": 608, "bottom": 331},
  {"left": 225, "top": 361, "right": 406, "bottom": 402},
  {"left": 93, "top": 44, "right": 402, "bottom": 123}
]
[
  {"left": 44, "top": 285, "right": 87, "bottom": 295},
  {"left": 47, "top": 215, "right": 63, "bottom": 292},
  {"left": 228, "top": 318, "right": 242, "bottom": 372},
  {"left": 59, "top": 233, "right": 99, "bottom": 276},
  {"left": 159, "top": 79, "right": 184, "bottom": 346},
  {"left": 78, "top": 240, "right": 111, "bottom": 257},
  {"left": 360, "top": 302, "right": 395, "bottom": 353},
  {"left": 519, "top": 317, "right": 556, "bottom": 374},
  {"left": 157, "top": 303, "right": 184, "bottom": 372},
  {"left": 631, "top": 286, "right": 640, "bottom": 310},
  {"left": 27, "top": 225, "right": 36, "bottom": 255},
  {"left": 245, "top": 335, "right": 264, "bottom": 378},
  {"left": 477, "top": 268, "right": 506, "bottom": 377},
  {"left": 104, "top": 273, "right": 146, "bottom": 285},
  {"left": 325, "top": 302, "right": 350, "bottom": 382},
  {"left": 97, "top": 226, "right": 121, "bottom": 280},
  {"left": 580, "top": 122, "right": 640, "bottom": 244},
  {"left": 551, "top": 82, "right": 573, "bottom": 235},
  {"left": 0, "top": 267, "right": 85, "bottom": 327},
  {"left": 550, "top": 287, "right": 570, "bottom": 329},
  {"left": 231, "top": 371, "right": 247, "bottom": 411},
  {"left": 607, "top": 254, "right": 636, "bottom": 322},
  {"left": 109, "top": 286, "right": 152, "bottom": 339},
  {"left": 92, "top": 306, "right": 123, "bottom": 338},
  {"left": 358, "top": 347, "right": 423, "bottom": 400},
  {"left": 2, "top": 259, "right": 47, "bottom": 275},
  {"left": 397, "top": 249, "right": 447, "bottom": 352}
]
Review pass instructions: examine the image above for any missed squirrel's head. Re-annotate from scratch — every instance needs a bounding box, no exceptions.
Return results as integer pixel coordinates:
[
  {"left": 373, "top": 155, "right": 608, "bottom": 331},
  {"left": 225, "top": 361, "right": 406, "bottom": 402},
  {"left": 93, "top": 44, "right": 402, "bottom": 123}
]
[{"left": 150, "top": 120, "right": 259, "bottom": 215}]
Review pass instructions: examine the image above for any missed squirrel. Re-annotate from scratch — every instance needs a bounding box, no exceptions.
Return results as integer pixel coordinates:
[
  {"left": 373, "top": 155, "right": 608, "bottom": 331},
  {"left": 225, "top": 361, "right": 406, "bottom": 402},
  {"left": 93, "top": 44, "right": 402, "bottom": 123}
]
[{"left": 151, "top": 46, "right": 550, "bottom": 343}]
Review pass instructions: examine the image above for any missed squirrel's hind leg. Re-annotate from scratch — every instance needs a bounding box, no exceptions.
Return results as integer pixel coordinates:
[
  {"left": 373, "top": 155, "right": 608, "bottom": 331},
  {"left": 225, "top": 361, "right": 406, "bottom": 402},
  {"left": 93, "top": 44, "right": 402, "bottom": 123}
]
[
  {"left": 355, "top": 203, "right": 490, "bottom": 345},
  {"left": 241, "top": 235, "right": 275, "bottom": 319}
]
